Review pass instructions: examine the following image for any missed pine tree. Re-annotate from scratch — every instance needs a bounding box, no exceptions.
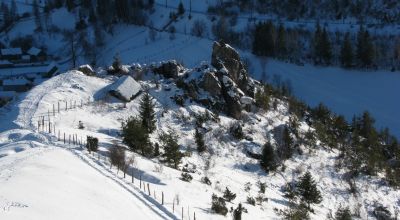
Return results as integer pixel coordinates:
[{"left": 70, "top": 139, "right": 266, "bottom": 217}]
[
  {"left": 160, "top": 131, "right": 183, "bottom": 169},
  {"left": 195, "top": 128, "right": 206, "bottom": 153},
  {"left": 222, "top": 187, "right": 236, "bottom": 202},
  {"left": 279, "top": 127, "right": 293, "bottom": 160},
  {"left": 276, "top": 24, "right": 287, "bottom": 59},
  {"left": 178, "top": 1, "right": 185, "bottom": 15},
  {"left": 233, "top": 203, "right": 247, "bottom": 220},
  {"left": 33, "top": 0, "right": 42, "bottom": 31},
  {"left": 296, "top": 171, "right": 322, "bottom": 210},
  {"left": 340, "top": 32, "right": 353, "bottom": 68},
  {"left": 121, "top": 117, "right": 153, "bottom": 156},
  {"left": 320, "top": 28, "right": 332, "bottom": 64},
  {"left": 261, "top": 142, "right": 277, "bottom": 172},
  {"left": 139, "top": 92, "right": 156, "bottom": 133},
  {"left": 313, "top": 22, "right": 323, "bottom": 64},
  {"left": 335, "top": 206, "right": 352, "bottom": 220},
  {"left": 66, "top": 0, "right": 74, "bottom": 11},
  {"left": 356, "top": 27, "right": 374, "bottom": 67}
]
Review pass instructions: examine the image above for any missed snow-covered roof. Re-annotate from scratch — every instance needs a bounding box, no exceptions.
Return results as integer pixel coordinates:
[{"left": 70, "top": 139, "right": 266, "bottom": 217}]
[
  {"left": 3, "top": 78, "right": 31, "bottom": 86},
  {"left": 0, "top": 91, "right": 16, "bottom": 98},
  {"left": 27, "top": 47, "right": 42, "bottom": 56},
  {"left": 1, "top": 48, "right": 22, "bottom": 56},
  {"left": 109, "top": 76, "right": 141, "bottom": 101},
  {"left": 0, "top": 63, "right": 57, "bottom": 78},
  {"left": 0, "top": 60, "right": 12, "bottom": 65}
]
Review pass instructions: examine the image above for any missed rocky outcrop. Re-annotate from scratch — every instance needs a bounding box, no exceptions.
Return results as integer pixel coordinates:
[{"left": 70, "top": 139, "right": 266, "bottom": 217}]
[
  {"left": 201, "top": 71, "right": 221, "bottom": 96},
  {"left": 211, "top": 41, "right": 256, "bottom": 98},
  {"left": 78, "top": 64, "right": 95, "bottom": 76},
  {"left": 219, "top": 74, "right": 244, "bottom": 119},
  {"left": 154, "top": 60, "right": 184, "bottom": 79}
]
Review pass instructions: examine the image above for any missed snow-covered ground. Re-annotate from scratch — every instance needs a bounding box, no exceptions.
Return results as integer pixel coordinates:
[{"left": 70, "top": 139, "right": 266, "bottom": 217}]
[{"left": 0, "top": 70, "right": 398, "bottom": 219}]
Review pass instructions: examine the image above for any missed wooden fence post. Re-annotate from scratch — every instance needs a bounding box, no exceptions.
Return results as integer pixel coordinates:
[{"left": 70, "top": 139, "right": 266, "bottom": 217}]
[
  {"left": 53, "top": 104, "right": 55, "bottom": 116},
  {"left": 147, "top": 183, "right": 150, "bottom": 196},
  {"left": 131, "top": 169, "right": 134, "bottom": 183},
  {"left": 65, "top": 101, "right": 67, "bottom": 111},
  {"left": 69, "top": 135, "right": 71, "bottom": 145},
  {"left": 162, "top": 192, "right": 164, "bottom": 205},
  {"left": 173, "top": 200, "right": 175, "bottom": 213},
  {"left": 194, "top": 211, "right": 196, "bottom": 220},
  {"left": 58, "top": 102, "right": 60, "bottom": 113},
  {"left": 64, "top": 133, "right": 65, "bottom": 144},
  {"left": 182, "top": 207, "right": 184, "bottom": 220},
  {"left": 140, "top": 175, "right": 142, "bottom": 189}
]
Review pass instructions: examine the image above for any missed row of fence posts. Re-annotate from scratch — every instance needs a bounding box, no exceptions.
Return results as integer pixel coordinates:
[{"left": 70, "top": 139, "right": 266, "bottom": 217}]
[
  {"left": 90, "top": 149, "right": 196, "bottom": 220},
  {"left": 36, "top": 99, "right": 196, "bottom": 219}
]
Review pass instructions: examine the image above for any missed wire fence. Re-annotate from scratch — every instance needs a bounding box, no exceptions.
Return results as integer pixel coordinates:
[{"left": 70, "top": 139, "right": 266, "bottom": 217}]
[{"left": 34, "top": 99, "right": 197, "bottom": 220}]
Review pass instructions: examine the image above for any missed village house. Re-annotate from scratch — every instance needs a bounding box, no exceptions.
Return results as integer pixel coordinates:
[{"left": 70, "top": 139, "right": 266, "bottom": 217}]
[
  {"left": 1, "top": 48, "right": 23, "bottom": 61},
  {"left": 2, "top": 77, "right": 33, "bottom": 92}
]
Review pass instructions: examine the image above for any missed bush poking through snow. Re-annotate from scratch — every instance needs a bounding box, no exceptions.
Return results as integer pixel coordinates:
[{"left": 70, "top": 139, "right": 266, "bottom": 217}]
[
  {"left": 109, "top": 145, "right": 126, "bottom": 171},
  {"left": 195, "top": 128, "right": 206, "bottom": 153},
  {"left": 247, "top": 196, "right": 256, "bottom": 206},
  {"left": 201, "top": 176, "right": 212, "bottom": 185},
  {"left": 211, "top": 194, "right": 228, "bottom": 216},
  {"left": 223, "top": 187, "right": 236, "bottom": 202},
  {"left": 180, "top": 172, "right": 193, "bottom": 182},
  {"left": 229, "top": 122, "right": 244, "bottom": 140},
  {"left": 86, "top": 136, "right": 98, "bottom": 153},
  {"left": 335, "top": 206, "right": 352, "bottom": 220}
]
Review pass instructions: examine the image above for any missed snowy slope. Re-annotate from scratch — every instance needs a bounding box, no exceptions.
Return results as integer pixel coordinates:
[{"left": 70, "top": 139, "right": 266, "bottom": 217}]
[
  {"left": 0, "top": 69, "right": 397, "bottom": 219},
  {"left": 0, "top": 147, "right": 168, "bottom": 220}
]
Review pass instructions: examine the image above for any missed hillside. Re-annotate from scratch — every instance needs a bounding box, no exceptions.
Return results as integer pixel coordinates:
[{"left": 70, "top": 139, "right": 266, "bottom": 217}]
[{"left": 0, "top": 41, "right": 399, "bottom": 219}]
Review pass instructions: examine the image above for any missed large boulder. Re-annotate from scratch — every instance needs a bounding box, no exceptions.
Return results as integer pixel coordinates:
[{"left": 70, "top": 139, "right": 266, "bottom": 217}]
[
  {"left": 78, "top": 64, "right": 95, "bottom": 76},
  {"left": 201, "top": 71, "right": 222, "bottom": 96},
  {"left": 219, "top": 74, "right": 244, "bottom": 119},
  {"left": 154, "top": 60, "right": 184, "bottom": 79},
  {"left": 211, "top": 41, "right": 256, "bottom": 97}
]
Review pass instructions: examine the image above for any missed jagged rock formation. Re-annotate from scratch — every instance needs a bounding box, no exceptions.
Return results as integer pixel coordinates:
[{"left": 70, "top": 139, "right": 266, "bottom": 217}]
[{"left": 153, "top": 60, "right": 184, "bottom": 78}]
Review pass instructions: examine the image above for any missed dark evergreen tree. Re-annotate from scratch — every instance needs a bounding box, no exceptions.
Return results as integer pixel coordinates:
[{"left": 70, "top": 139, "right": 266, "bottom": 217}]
[
  {"left": 121, "top": 117, "right": 153, "bottom": 156},
  {"left": 66, "top": 0, "right": 75, "bottom": 11},
  {"left": 296, "top": 171, "right": 322, "bottom": 210},
  {"left": 178, "top": 1, "right": 185, "bottom": 15},
  {"left": 278, "top": 127, "right": 294, "bottom": 160},
  {"left": 356, "top": 27, "right": 374, "bottom": 67},
  {"left": 313, "top": 22, "right": 323, "bottom": 64},
  {"left": 233, "top": 203, "right": 247, "bottom": 220},
  {"left": 320, "top": 28, "right": 332, "bottom": 64},
  {"left": 222, "top": 187, "right": 236, "bottom": 202},
  {"left": 33, "top": 0, "right": 42, "bottom": 31},
  {"left": 139, "top": 92, "right": 156, "bottom": 133},
  {"left": 276, "top": 24, "right": 287, "bottom": 59},
  {"left": 340, "top": 32, "right": 353, "bottom": 68},
  {"left": 335, "top": 206, "right": 352, "bottom": 220},
  {"left": 160, "top": 131, "right": 183, "bottom": 169},
  {"left": 211, "top": 194, "right": 228, "bottom": 216},
  {"left": 260, "top": 142, "right": 277, "bottom": 172},
  {"left": 195, "top": 128, "right": 206, "bottom": 153}
]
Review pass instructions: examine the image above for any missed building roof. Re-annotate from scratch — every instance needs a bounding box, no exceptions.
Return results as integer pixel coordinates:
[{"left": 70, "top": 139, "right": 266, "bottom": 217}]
[
  {"left": 0, "top": 60, "right": 13, "bottom": 65},
  {"left": 0, "top": 91, "right": 17, "bottom": 98},
  {"left": 22, "top": 55, "right": 31, "bottom": 60},
  {"left": 27, "top": 47, "right": 42, "bottom": 56},
  {"left": 0, "top": 63, "right": 58, "bottom": 78},
  {"left": 1, "top": 48, "right": 22, "bottom": 56},
  {"left": 109, "top": 76, "right": 141, "bottom": 102},
  {"left": 3, "top": 77, "right": 31, "bottom": 86}
]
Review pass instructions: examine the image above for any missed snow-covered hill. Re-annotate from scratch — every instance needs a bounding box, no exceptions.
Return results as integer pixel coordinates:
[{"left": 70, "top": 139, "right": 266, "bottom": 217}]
[{"left": 0, "top": 41, "right": 399, "bottom": 219}]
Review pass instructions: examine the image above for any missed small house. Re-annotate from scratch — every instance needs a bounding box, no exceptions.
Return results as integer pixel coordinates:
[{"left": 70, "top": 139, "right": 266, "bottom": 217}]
[
  {"left": 27, "top": 47, "right": 46, "bottom": 62},
  {"left": 0, "top": 60, "right": 13, "bottom": 68},
  {"left": 1, "top": 48, "right": 23, "bottom": 61},
  {"left": 108, "top": 75, "right": 142, "bottom": 102},
  {"left": 43, "top": 62, "right": 59, "bottom": 78},
  {"left": 3, "top": 77, "right": 33, "bottom": 92}
]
